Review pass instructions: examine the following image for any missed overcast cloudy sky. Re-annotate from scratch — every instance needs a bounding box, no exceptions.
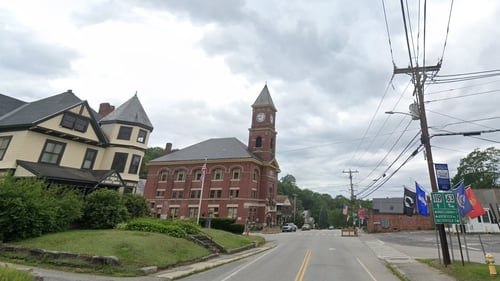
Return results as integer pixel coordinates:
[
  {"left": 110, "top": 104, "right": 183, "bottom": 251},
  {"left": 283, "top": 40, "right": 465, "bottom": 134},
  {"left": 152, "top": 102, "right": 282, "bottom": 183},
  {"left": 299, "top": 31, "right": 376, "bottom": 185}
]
[{"left": 1, "top": 0, "right": 499, "bottom": 199}]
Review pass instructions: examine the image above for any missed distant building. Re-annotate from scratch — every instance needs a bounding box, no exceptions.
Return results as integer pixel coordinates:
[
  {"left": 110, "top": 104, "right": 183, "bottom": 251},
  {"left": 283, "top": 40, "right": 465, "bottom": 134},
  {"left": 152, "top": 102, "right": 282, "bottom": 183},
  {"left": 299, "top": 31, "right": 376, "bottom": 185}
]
[
  {"left": 143, "top": 85, "right": 280, "bottom": 226},
  {"left": 366, "top": 197, "right": 434, "bottom": 233},
  {"left": 276, "top": 195, "right": 292, "bottom": 225},
  {"left": 0, "top": 90, "right": 153, "bottom": 193}
]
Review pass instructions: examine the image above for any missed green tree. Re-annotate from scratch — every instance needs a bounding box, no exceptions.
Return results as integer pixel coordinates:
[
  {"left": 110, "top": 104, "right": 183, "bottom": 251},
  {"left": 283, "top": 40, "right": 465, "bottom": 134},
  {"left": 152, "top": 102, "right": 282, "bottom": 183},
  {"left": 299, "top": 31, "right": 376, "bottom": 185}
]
[
  {"left": 81, "top": 189, "right": 127, "bottom": 229},
  {"left": 122, "top": 193, "right": 151, "bottom": 219},
  {"left": 451, "top": 147, "right": 500, "bottom": 188},
  {"left": 139, "top": 147, "right": 165, "bottom": 178}
]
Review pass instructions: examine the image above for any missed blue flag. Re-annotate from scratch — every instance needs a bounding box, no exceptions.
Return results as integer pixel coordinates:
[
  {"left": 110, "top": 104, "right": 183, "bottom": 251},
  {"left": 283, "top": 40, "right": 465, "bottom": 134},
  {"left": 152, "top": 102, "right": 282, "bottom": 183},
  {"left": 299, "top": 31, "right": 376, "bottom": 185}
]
[
  {"left": 453, "top": 182, "right": 473, "bottom": 217},
  {"left": 415, "top": 182, "right": 429, "bottom": 216}
]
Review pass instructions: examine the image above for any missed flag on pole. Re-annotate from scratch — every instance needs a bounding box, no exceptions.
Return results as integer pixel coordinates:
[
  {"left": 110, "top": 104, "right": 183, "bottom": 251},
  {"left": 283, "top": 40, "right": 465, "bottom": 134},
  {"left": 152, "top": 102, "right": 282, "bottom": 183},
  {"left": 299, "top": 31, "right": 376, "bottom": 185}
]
[
  {"left": 403, "top": 187, "right": 416, "bottom": 216},
  {"left": 342, "top": 205, "right": 348, "bottom": 215},
  {"left": 200, "top": 163, "right": 207, "bottom": 182},
  {"left": 453, "top": 182, "right": 473, "bottom": 217},
  {"left": 415, "top": 182, "right": 429, "bottom": 216},
  {"left": 465, "top": 187, "right": 486, "bottom": 218}
]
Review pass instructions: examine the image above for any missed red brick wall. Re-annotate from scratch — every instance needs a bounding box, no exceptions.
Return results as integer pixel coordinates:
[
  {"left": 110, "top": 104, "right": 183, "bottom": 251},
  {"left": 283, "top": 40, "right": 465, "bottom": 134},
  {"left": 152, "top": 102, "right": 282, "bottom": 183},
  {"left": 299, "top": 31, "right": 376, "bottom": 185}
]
[{"left": 366, "top": 209, "right": 434, "bottom": 233}]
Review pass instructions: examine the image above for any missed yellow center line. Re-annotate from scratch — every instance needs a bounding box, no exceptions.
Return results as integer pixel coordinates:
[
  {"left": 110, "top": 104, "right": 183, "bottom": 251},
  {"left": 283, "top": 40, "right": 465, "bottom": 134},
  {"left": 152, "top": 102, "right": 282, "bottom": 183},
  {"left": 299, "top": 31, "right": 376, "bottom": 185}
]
[{"left": 294, "top": 249, "right": 312, "bottom": 281}]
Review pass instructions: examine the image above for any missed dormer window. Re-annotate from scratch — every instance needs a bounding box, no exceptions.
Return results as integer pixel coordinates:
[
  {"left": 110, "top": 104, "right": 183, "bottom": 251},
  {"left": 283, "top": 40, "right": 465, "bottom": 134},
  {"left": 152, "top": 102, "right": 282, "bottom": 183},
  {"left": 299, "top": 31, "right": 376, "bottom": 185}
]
[{"left": 60, "top": 112, "right": 89, "bottom": 133}]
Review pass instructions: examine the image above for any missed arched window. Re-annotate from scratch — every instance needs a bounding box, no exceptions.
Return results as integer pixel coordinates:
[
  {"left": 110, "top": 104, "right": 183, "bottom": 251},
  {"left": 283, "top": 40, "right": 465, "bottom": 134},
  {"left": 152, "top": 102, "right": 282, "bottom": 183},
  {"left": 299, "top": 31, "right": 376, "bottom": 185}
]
[
  {"left": 270, "top": 138, "right": 274, "bottom": 149},
  {"left": 256, "top": 136, "right": 262, "bottom": 148},
  {"left": 159, "top": 170, "right": 168, "bottom": 182},
  {"left": 212, "top": 168, "right": 224, "bottom": 180}
]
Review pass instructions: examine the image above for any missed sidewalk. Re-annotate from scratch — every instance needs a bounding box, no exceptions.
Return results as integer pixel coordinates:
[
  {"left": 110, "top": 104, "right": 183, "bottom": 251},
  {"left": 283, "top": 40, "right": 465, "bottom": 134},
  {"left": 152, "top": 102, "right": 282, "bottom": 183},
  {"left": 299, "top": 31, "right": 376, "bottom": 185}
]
[{"left": 361, "top": 235, "right": 456, "bottom": 281}]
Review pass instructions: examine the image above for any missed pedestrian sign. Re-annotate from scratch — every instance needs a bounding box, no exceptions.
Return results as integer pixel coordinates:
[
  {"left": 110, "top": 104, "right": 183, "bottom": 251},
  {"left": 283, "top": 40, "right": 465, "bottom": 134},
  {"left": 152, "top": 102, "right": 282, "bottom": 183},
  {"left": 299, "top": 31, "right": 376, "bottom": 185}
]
[{"left": 431, "top": 192, "right": 460, "bottom": 224}]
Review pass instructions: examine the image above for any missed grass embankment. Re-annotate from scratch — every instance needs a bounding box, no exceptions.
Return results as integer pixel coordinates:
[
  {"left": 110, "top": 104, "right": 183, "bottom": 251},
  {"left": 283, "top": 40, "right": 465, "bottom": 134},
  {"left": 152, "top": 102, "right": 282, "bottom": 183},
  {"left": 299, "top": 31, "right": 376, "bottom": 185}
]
[
  {"left": 0, "top": 228, "right": 263, "bottom": 277},
  {"left": 419, "top": 259, "right": 500, "bottom": 281},
  {"left": 0, "top": 267, "right": 34, "bottom": 281}
]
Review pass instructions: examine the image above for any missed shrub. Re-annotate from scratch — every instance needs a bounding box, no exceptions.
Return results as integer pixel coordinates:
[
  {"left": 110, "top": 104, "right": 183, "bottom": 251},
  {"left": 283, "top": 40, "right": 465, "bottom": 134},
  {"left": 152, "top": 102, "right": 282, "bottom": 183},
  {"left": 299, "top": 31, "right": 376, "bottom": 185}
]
[
  {"left": 81, "top": 189, "right": 127, "bottom": 229},
  {"left": 122, "top": 193, "right": 150, "bottom": 219},
  {"left": 125, "top": 218, "right": 187, "bottom": 238},
  {"left": 0, "top": 175, "right": 83, "bottom": 242}
]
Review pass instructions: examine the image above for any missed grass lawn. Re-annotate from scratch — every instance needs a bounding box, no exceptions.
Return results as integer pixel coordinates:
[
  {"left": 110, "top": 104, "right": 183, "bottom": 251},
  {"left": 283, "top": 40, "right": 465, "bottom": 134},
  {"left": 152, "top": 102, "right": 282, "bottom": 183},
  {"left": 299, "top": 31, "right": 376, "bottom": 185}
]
[
  {"left": 419, "top": 259, "right": 500, "bottom": 281},
  {"left": 0, "top": 228, "right": 263, "bottom": 277},
  {"left": 0, "top": 266, "right": 34, "bottom": 281}
]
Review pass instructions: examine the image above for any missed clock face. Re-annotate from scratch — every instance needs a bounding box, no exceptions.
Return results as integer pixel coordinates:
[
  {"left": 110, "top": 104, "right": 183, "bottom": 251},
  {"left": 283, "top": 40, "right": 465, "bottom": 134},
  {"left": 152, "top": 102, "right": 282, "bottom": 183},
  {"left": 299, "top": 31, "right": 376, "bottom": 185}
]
[{"left": 256, "top": 112, "right": 265, "bottom": 122}]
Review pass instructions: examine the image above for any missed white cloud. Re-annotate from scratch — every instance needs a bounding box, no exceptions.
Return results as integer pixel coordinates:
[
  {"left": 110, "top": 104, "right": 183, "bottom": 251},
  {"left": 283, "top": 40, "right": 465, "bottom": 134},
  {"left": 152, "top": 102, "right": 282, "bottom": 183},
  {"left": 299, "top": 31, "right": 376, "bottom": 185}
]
[{"left": 1, "top": 0, "right": 499, "bottom": 199}]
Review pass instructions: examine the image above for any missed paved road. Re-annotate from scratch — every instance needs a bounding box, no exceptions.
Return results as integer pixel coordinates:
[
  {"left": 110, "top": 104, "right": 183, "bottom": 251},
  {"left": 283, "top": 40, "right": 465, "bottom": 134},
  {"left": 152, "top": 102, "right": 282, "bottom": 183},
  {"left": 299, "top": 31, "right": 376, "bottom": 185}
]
[{"left": 177, "top": 229, "right": 400, "bottom": 281}]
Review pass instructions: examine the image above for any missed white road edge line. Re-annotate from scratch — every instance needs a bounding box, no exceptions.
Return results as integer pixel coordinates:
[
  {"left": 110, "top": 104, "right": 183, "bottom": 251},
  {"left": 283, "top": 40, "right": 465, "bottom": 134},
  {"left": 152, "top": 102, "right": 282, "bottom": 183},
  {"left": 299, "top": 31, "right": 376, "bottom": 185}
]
[
  {"left": 220, "top": 247, "right": 276, "bottom": 281},
  {"left": 356, "top": 257, "right": 378, "bottom": 281}
]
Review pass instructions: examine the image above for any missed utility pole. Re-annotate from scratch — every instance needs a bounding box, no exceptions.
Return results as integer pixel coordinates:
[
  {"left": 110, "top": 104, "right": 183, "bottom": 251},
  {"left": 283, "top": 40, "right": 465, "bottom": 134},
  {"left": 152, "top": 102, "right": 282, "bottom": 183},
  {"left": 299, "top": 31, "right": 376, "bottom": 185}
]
[
  {"left": 343, "top": 169, "right": 359, "bottom": 225},
  {"left": 394, "top": 63, "right": 451, "bottom": 265}
]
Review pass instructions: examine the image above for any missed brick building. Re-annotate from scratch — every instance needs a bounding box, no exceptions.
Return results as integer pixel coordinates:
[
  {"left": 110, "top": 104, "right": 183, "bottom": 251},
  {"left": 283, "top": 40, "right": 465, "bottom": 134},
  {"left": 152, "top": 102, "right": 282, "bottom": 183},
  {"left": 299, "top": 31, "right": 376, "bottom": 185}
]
[
  {"left": 143, "top": 85, "right": 280, "bottom": 226},
  {"left": 366, "top": 197, "right": 434, "bottom": 233}
]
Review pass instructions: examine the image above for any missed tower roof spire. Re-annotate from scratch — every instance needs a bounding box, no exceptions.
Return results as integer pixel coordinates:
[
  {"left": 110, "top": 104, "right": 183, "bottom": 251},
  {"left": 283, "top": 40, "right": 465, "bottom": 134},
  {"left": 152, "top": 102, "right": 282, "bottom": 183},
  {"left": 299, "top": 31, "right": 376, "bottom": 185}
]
[{"left": 252, "top": 84, "right": 276, "bottom": 111}]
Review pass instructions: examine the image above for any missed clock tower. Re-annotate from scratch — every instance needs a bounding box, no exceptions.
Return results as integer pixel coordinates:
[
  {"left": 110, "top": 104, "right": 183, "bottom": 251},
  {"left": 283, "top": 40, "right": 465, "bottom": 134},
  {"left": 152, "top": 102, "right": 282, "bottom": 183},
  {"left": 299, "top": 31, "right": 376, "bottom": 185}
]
[{"left": 248, "top": 84, "right": 277, "bottom": 161}]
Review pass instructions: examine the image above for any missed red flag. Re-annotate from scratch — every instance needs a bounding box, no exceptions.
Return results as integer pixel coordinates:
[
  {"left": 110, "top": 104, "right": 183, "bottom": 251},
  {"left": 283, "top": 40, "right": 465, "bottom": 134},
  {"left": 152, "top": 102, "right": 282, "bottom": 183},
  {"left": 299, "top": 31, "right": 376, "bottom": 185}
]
[{"left": 465, "top": 187, "right": 486, "bottom": 219}]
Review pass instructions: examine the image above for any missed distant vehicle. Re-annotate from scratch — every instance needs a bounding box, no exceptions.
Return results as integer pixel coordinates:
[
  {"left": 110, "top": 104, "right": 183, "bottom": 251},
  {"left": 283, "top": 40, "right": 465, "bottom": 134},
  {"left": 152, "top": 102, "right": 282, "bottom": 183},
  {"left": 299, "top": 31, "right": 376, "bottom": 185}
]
[
  {"left": 328, "top": 225, "right": 335, "bottom": 230},
  {"left": 282, "top": 222, "right": 297, "bottom": 232},
  {"left": 302, "top": 223, "right": 311, "bottom": 231}
]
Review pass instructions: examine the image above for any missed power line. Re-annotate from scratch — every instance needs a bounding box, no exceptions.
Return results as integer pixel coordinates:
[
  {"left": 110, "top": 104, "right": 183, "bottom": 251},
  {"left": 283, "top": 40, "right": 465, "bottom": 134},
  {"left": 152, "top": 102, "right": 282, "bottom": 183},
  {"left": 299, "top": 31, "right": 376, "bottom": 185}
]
[{"left": 439, "top": 0, "right": 454, "bottom": 65}]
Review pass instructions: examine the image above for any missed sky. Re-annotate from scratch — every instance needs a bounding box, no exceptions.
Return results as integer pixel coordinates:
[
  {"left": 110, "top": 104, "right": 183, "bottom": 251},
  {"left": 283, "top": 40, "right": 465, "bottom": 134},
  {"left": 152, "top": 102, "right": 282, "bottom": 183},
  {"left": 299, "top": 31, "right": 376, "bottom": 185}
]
[{"left": 1, "top": 0, "right": 499, "bottom": 199}]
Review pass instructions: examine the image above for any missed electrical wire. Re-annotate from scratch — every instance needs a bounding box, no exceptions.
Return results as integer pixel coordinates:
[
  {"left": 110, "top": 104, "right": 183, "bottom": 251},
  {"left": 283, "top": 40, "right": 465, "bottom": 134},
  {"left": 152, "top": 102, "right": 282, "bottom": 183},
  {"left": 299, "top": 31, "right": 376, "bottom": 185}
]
[
  {"left": 381, "top": 0, "right": 396, "bottom": 67},
  {"left": 425, "top": 89, "right": 500, "bottom": 103},
  {"left": 439, "top": 0, "right": 454, "bottom": 65}
]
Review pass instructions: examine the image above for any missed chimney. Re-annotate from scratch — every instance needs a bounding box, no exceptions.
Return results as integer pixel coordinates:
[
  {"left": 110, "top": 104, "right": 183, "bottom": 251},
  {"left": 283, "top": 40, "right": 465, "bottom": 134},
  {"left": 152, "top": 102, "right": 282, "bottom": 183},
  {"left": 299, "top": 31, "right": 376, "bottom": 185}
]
[
  {"left": 99, "top": 103, "right": 115, "bottom": 117},
  {"left": 165, "top": 143, "right": 172, "bottom": 155}
]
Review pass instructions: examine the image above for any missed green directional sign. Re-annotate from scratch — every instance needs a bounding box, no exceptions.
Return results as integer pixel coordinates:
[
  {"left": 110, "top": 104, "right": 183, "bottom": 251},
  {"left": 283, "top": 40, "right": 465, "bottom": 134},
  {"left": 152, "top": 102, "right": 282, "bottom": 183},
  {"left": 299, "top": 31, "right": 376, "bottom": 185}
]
[{"left": 431, "top": 192, "right": 460, "bottom": 224}]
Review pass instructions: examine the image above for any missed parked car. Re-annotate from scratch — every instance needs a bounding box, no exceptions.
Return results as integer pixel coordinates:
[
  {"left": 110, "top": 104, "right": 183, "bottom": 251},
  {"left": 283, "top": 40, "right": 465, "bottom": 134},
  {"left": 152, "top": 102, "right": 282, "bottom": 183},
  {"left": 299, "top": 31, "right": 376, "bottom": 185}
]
[
  {"left": 328, "top": 225, "right": 335, "bottom": 230},
  {"left": 282, "top": 222, "right": 297, "bottom": 232},
  {"left": 302, "top": 223, "right": 311, "bottom": 231}
]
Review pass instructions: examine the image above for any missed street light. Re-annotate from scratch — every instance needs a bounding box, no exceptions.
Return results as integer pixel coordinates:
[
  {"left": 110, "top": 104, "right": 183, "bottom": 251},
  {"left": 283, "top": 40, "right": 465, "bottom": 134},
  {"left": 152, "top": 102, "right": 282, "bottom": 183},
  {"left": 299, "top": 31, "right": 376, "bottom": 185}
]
[{"left": 385, "top": 102, "right": 420, "bottom": 120}]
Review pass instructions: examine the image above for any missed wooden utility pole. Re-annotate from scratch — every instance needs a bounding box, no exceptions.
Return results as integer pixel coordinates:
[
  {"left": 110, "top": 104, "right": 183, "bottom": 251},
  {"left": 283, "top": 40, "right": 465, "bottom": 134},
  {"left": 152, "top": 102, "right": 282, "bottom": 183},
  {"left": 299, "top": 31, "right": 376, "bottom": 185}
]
[
  {"left": 343, "top": 169, "right": 359, "bottom": 225},
  {"left": 394, "top": 63, "right": 451, "bottom": 265}
]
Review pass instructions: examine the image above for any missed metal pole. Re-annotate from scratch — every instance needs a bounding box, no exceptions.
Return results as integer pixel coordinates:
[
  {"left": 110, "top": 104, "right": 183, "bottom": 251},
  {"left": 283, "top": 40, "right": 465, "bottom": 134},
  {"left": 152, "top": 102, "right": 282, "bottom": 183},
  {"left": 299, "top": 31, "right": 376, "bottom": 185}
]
[
  {"left": 415, "top": 70, "right": 451, "bottom": 265},
  {"left": 196, "top": 159, "right": 207, "bottom": 225},
  {"left": 293, "top": 194, "right": 297, "bottom": 223}
]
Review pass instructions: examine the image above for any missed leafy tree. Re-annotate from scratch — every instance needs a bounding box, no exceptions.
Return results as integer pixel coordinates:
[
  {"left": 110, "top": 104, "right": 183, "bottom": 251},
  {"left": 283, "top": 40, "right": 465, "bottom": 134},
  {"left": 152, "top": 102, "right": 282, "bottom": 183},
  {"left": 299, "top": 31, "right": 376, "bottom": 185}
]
[
  {"left": 139, "top": 147, "right": 165, "bottom": 178},
  {"left": 122, "top": 193, "right": 151, "bottom": 218},
  {"left": 451, "top": 147, "right": 500, "bottom": 188},
  {"left": 81, "top": 189, "right": 128, "bottom": 229}
]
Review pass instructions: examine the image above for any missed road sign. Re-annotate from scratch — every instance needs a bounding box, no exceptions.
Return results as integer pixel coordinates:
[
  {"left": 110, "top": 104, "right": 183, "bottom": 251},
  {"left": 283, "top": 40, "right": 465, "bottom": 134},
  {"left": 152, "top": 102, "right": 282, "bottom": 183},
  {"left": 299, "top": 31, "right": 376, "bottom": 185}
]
[{"left": 431, "top": 192, "right": 460, "bottom": 224}]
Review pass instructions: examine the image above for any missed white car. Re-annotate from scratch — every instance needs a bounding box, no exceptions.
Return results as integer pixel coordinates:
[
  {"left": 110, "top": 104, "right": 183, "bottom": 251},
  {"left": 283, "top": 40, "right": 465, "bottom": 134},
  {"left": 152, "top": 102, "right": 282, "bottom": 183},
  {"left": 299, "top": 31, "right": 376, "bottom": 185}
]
[{"left": 282, "top": 223, "right": 297, "bottom": 232}]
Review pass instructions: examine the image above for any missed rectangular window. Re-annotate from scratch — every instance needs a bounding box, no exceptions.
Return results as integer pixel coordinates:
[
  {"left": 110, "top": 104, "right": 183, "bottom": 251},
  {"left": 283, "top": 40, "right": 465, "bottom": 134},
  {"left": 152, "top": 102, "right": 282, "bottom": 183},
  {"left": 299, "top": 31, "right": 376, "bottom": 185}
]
[
  {"left": 39, "top": 140, "right": 66, "bottom": 164},
  {"left": 189, "top": 207, "right": 199, "bottom": 218},
  {"left": 156, "top": 190, "right": 165, "bottom": 197},
  {"left": 169, "top": 207, "right": 179, "bottom": 219},
  {"left": 172, "top": 190, "right": 184, "bottom": 199},
  {"left": 194, "top": 170, "right": 202, "bottom": 181},
  {"left": 60, "top": 112, "right": 89, "bottom": 132},
  {"left": 209, "top": 189, "right": 222, "bottom": 198},
  {"left": 128, "top": 154, "right": 141, "bottom": 174},
  {"left": 82, "top": 148, "right": 98, "bottom": 169},
  {"left": 111, "top": 152, "right": 128, "bottom": 173},
  {"left": 251, "top": 190, "right": 257, "bottom": 199},
  {"left": 175, "top": 170, "right": 185, "bottom": 181},
  {"left": 190, "top": 190, "right": 200, "bottom": 198},
  {"left": 0, "top": 136, "right": 12, "bottom": 160},
  {"left": 208, "top": 207, "right": 219, "bottom": 217},
  {"left": 117, "top": 126, "right": 133, "bottom": 140},
  {"left": 159, "top": 171, "right": 168, "bottom": 182},
  {"left": 232, "top": 169, "right": 240, "bottom": 180},
  {"left": 213, "top": 168, "right": 223, "bottom": 180},
  {"left": 227, "top": 207, "right": 238, "bottom": 219},
  {"left": 137, "top": 129, "right": 147, "bottom": 143},
  {"left": 230, "top": 189, "right": 240, "bottom": 198}
]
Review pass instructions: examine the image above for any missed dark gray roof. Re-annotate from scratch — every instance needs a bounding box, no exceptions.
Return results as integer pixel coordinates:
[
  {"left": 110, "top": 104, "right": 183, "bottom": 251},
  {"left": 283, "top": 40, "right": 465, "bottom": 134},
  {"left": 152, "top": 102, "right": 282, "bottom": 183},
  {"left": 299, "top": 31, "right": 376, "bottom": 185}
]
[
  {"left": 150, "top": 137, "right": 258, "bottom": 163},
  {"left": 0, "top": 90, "right": 83, "bottom": 127},
  {"left": 0, "top": 93, "right": 26, "bottom": 116},
  {"left": 16, "top": 160, "right": 124, "bottom": 187},
  {"left": 252, "top": 84, "right": 276, "bottom": 111},
  {"left": 372, "top": 197, "right": 404, "bottom": 214},
  {"left": 99, "top": 94, "right": 153, "bottom": 131}
]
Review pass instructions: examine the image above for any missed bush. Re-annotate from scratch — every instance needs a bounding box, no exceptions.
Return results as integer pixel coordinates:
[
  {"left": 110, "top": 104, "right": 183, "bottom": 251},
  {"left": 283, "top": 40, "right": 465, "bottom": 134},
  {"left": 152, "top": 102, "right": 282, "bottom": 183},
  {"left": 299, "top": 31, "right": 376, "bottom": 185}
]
[
  {"left": 122, "top": 193, "right": 150, "bottom": 219},
  {"left": 81, "top": 189, "right": 127, "bottom": 229},
  {"left": 0, "top": 175, "right": 83, "bottom": 242},
  {"left": 125, "top": 218, "right": 187, "bottom": 238},
  {"left": 199, "top": 218, "right": 243, "bottom": 234}
]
